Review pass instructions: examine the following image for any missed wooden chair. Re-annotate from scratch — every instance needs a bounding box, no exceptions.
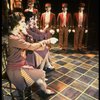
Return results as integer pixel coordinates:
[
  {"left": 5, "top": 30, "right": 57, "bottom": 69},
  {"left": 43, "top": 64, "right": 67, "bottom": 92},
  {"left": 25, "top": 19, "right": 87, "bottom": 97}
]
[{"left": 2, "top": 42, "right": 33, "bottom": 100}]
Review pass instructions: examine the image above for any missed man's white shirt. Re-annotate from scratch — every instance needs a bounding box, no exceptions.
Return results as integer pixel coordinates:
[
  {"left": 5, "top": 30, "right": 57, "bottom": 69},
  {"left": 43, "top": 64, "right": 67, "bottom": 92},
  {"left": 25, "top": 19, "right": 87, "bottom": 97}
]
[
  {"left": 63, "top": 11, "right": 67, "bottom": 27},
  {"left": 45, "top": 11, "right": 51, "bottom": 26},
  {"left": 78, "top": 11, "right": 83, "bottom": 27}
]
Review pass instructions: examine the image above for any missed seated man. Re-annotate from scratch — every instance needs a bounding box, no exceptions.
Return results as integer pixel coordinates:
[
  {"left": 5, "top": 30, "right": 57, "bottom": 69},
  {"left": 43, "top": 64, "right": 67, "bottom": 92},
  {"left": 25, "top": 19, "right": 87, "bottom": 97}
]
[
  {"left": 7, "top": 12, "right": 57, "bottom": 95},
  {"left": 25, "top": 17, "right": 55, "bottom": 70},
  {"left": 27, "top": 16, "right": 54, "bottom": 40},
  {"left": 24, "top": 2, "right": 39, "bottom": 24}
]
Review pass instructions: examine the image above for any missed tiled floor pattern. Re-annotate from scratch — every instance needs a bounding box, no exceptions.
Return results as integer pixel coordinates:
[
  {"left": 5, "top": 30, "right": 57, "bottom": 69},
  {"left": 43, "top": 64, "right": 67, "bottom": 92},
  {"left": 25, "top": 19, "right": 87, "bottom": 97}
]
[{"left": 2, "top": 46, "right": 99, "bottom": 100}]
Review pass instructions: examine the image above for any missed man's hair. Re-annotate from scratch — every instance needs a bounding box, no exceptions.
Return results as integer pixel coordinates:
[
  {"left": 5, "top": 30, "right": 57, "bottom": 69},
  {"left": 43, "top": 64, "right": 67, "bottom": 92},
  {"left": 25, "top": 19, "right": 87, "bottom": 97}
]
[{"left": 8, "top": 12, "right": 24, "bottom": 30}]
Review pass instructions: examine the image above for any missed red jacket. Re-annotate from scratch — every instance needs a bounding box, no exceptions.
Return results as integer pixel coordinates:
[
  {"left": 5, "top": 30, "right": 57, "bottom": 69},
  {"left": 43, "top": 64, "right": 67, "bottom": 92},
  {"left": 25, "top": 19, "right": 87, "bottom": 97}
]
[
  {"left": 24, "top": 8, "right": 39, "bottom": 22},
  {"left": 24, "top": 8, "right": 38, "bottom": 14},
  {"left": 57, "top": 12, "right": 72, "bottom": 29},
  {"left": 40, "top": 12, "right": 56, "bottom": 29},
  {"left": 73, "top": 12, "right": 88, "bottom": 29}
]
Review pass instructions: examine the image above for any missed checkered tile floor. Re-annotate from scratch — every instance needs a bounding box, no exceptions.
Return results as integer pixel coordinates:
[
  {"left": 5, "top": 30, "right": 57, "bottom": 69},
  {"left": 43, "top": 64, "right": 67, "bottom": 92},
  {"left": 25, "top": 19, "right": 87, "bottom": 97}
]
[{"left": 2, "top": 46, "right": 99, "bottom": 100}]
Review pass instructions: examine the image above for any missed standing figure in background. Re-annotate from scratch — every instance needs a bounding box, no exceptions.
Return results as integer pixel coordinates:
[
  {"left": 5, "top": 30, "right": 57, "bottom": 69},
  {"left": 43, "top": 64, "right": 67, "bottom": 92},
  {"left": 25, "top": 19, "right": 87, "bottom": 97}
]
[
  {"left": 2, "top": 0, "right": 9, "bottom": 35},
  {"left": 24, "top": 1, "right": 39, "bottom": 27},
  {"left": 10, "top": 0, "right": 23, "bottom": 12},
  {"left": 26, "top": 19, "right": 56, "bottom": 71},
  {"left": 7, "top": 12, "right": 56, "bottom": 96},
  {"left": 72, "top": 3, "right": 88, "bottom": 52},
  {"left": 26, "top": 18, "right": 54, "bottom": 42},
  {"left": 40, "top": 3, "right": 56, "bottom": 39},
  {"left": 57, "top": 3, "right": 72, "bottom": 51},
  {"left": 28, "top": 0, "right": 36, "bottom": 5}
]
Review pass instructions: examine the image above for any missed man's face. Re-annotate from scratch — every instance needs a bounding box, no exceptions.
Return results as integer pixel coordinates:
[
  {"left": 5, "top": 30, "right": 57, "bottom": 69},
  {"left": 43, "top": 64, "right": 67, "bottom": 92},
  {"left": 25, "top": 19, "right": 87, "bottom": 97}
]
[
  {"left": 79, "top": 7, "right": 84, "bottom": 11},
  {"left": 11, "top": 26, "right": 19, "bottom": 35},
  {"left": 28, "top": 4, "right": 34, "bottom": 8},
  {"left": 29, "top": 22, "right": 34, "bottom": 28},
  {"left": 45, "top": 6, "right": 51, "bottom": 12},
  {"left": 19, "top": 19, "right": 26, "bottom": 26},
  {"left": 18, "top": 23, "right": 28, "bottom": 35},
  {"left": 62, "top": 7, "right": 68, "bottom": 12}
]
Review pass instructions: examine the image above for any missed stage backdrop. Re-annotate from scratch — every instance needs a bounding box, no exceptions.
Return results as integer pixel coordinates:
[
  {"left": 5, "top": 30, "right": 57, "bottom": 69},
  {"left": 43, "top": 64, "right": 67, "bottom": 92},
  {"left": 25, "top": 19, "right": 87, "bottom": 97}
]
[
  {"left": 9, "top": 0, "right": 99, "bottom": 50},
  {"left": 38, "top": 0, "right": 99, "bottom": 50}
]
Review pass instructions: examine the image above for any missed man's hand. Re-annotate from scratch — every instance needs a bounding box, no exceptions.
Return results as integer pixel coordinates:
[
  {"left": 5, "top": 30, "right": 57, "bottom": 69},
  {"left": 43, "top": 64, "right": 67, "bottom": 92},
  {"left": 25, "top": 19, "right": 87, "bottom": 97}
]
[
  {"left": 85, "top": 29, "right": 88, "bottom": 33},
  {"left": 68, "top": 29, "right": 71, "bottom": 33},
  {"left": 44, "top": 25, "right": 49, "bottom": 30},
  {"left": 36, "top": 26, "right": 39, "bottom": 29},
  {"left": 24, "top": 9, "right": 29, "bottom": 12},
  {"left": 40, "top": 37, "right": 58, "bottom": 46},
  {"left": 49, "top": 29, "right": 55, "bottom": 35},
  {"left": 72, "top": 29, "right": 75, "bottom": 33},
  {"left": 56, "top": 29, "right": 59, "bottom": 33},
  {"left": 49, "top": 37, "right": 58, "bottom": 44}
]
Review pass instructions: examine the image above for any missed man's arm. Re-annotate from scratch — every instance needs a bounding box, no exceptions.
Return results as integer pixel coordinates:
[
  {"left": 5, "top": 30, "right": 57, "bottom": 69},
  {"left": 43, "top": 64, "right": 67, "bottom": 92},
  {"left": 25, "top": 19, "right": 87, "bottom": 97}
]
[
  {"left": 9, "top": 36, "right": 45, "bottom": 51},
  {"left": 85, "top": 13, "right": 88, "bottom": 29},
  {"left": 56, "top": 13, "right": 60, "bottom": 33},
  {"left": 40, "top": 13, "right": 43, "bottom": 29},
  {"left": 51, "top": 14, "right": 56, "bottom": 30},
  {"left": 69, "top": 13, "right": 73, "bottom": 29}
]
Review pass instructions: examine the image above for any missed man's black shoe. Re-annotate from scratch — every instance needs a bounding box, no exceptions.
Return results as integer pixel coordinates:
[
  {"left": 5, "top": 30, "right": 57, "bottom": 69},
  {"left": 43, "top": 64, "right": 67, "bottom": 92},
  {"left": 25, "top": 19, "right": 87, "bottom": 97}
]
[
  {"left": 78, "top": 49, "right": 86, "bottom": 54},
  {"left": 45, "top": 68, "right": 55, "bottom": 73}
]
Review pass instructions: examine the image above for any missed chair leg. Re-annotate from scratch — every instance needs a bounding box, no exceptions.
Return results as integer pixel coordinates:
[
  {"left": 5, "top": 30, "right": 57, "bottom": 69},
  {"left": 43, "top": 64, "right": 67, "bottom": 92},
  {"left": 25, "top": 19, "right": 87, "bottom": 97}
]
[
  {"left": 9, "top": 81, "right": 15, "bottom": 100},
  {"left": 22, "top": 90, "right": 25, "bottom": 100},
  {"left": 24, "top": 87, "right": 33, "bottom": 99},
  {"left": 30, "top": 87, "right": 33, "bottom": 99},
  {"left": 18, "top": 90, "right": 26, "bottom": 100},
  {"left": 14, "top": 88, "right": 33, "bottom": 100},
  {"left": 2, "top": 94, "right": 4, "bottom": 100}
]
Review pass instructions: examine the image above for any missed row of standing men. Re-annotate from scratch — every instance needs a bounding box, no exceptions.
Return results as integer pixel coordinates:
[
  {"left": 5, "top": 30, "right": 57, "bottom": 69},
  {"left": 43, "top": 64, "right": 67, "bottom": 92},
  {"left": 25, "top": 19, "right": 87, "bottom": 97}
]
[{"left": 24, "top": 2, "right": 88, "bottom": 52}]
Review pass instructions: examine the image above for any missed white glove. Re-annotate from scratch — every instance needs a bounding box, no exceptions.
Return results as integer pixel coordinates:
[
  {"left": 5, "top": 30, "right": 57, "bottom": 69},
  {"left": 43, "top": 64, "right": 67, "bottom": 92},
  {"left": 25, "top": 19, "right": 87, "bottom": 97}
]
[
  {"left": 72, "top": 29, "right": 75, "bottom": 33},
  {"left": 40, "top": 37, "right": 58, "bottom": 45},
  {"left": 56, "top": 29, "right": 59, "bottom": 33},
  {"left": 68, "top": 29, "right": 71, "bottom": 33},
  {"left": 35, "top": 25, "right": 39, "bottom": 29},
  {"left": 50, "top": 37, "right": 58, "bottom": 44},
  {"left": 49, "top": 29, "right": 55, "bottom": 35},
  {"left": 40, "top": 29, "right": 44, "bottom": 32},
  {"left": 44, "top": 25, "right": 49, "bottom": 30},
  {"left": 85, "top": 30, "right": 88, "bottom": 33}
]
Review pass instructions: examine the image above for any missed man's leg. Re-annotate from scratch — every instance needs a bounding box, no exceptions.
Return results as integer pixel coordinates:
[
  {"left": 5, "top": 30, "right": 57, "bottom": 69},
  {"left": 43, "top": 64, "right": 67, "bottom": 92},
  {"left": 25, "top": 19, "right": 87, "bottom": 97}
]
[
  {"left": 74, "top": 27, "right": 79, "bottom": 50},
  {"left": 79, "top": 28, "right": 85, "bottom": 50},
  {"left": 63, "top": 27, "right": 68, "bottom": 50},
  {"left": 36, "top": 79, "right": 55, "bottom": 94},
  {"left": 45, "top": 57, "right": 54, "bottom": 69},
  {"left": 45, "top": 52, "right": 54, "bottom": 70},
  {"left": 25, "top": 68, "right": 55, "bottom": 95},
  {"left": 59, "top": 28, "right": 63, "bottom": 49},
  {"left": 39, "top": 52, "right": 49, "bottom": 70}
]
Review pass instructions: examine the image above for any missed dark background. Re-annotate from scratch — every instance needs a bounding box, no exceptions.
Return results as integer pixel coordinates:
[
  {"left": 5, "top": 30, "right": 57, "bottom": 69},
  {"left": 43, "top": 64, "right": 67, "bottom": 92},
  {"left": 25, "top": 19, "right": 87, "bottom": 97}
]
[
  {"left": 11, "top": 0, "right": 100, "bottom": 50},
  {"left": 38, "top": 0, "right": 88, "bottom": 15},
  {"left": 36, "top": 0, "right": 99, "bottom": 50}
]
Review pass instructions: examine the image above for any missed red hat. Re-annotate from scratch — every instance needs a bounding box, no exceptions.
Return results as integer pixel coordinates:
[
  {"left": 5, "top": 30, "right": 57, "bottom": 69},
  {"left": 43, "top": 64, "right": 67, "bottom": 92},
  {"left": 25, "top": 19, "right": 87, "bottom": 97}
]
[
  {"left": 79, "top": 3, "right": 85, "bottom": 7},
  {"left": 45, "top": 3, "right": 51, "bottom": 7},
  {"left": 62, "top": 3, "right": 68, "bottom": 8},
  {"left": 28, "top": 2, "right": 33, "bottom": 6},
  {"left": 28, "top": 0, "right": 36, "bottom": 3}
]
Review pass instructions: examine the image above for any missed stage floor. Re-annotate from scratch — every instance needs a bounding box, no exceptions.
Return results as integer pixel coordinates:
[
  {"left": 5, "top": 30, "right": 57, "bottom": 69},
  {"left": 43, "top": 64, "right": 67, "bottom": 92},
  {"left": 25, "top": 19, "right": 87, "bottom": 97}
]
[{"left": 2, "top": 46, "right": 99, "bottom": 100}]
